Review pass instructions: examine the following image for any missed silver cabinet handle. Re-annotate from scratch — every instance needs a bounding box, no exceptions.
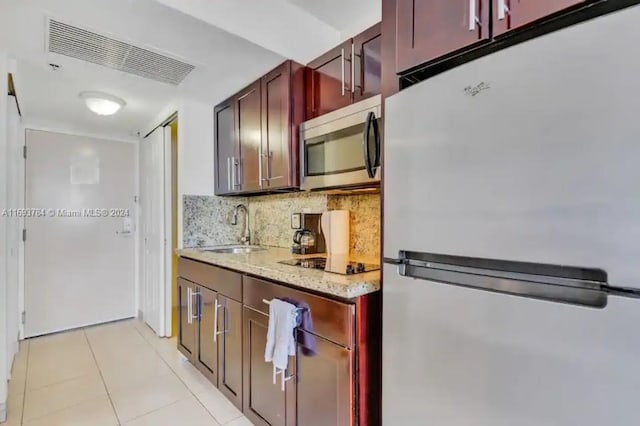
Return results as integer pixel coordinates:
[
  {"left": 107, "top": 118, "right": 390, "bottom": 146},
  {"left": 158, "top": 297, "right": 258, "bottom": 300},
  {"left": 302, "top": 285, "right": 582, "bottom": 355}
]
[
  {"left": 233, "top": 157, "right": 241, "bottom": 189},
  {"left": 267, "top": 151, "right": 274, "bottom": 181},
  {"left": 187, "top": 288, "right": 192, "bottom": 324},
  {"left": 231, "top": 157, "right": 235, "bottom": 190},
  {"left": 280, "top": 368, "right": 294, "bottom": 392},
  {"left": 469, "top": 0, "right": 480, "bottom": 31},
  {"left": 498, "top": 0, "right": 509, "bottom": 20},
  {"left": 213, "top": 300, "right": 227, "bottom": 342},
  {"left": 259, "top": 151, "right": 265, "bottom": 186},
  {"left": 227, "top": 157, "right": 232, "bottom": 191},
  {"left": 351, "top": 43, "right": 356, "bottom": 94},
  {"left": 341, "top": 48, "right": 345, "bottom": 96},
  {"left": 187, "top": 288, "right": 198, "bottom": 324},
  {"left": 191, "top": 289, "right": 199, "bottom": 322}
]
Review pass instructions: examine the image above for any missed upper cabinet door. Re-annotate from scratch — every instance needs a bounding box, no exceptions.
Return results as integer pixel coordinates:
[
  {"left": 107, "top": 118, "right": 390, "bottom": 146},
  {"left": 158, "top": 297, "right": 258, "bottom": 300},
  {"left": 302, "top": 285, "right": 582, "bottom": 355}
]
[
  {"left": 306, "top": 40, "right": 354, "bottom": 119},
  {"left": 261, "top": 61, "right": 303, "bottom": 189},
  {"left": 236, "top": 81, "right": 263, "bottom": 193},
  {"left": 353, "top": 23, "right": 382, "bottom": 103},
  {"left": 493, "top": 0, "right": 585, "bottom": 36},
  {"left": 214, "top": 100, "right": 236, "bottom": 195},
  {"left": 396, "top": 0, "right": 489, "bottom": 74}
]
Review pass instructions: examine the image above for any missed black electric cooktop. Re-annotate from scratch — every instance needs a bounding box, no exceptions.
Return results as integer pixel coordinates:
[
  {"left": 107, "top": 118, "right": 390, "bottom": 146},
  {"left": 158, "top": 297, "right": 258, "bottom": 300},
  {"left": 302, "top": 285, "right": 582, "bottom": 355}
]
[{"left": 279, "top": 257, "right": 380, "bottom": 275}]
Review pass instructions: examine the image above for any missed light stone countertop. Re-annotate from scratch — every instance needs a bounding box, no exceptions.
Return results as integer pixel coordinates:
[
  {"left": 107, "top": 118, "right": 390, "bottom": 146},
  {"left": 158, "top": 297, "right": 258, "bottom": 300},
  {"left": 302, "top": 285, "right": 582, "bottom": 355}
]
[{"left": 177, "top": 246, "right": 381, "bottom": 299}]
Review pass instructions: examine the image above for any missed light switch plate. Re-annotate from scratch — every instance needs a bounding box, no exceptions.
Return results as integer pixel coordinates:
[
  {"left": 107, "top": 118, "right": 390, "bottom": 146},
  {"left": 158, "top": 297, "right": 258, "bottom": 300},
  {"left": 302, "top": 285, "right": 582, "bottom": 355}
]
[{"left": 291, "top": 213, "right": 301, "bottom": 229}]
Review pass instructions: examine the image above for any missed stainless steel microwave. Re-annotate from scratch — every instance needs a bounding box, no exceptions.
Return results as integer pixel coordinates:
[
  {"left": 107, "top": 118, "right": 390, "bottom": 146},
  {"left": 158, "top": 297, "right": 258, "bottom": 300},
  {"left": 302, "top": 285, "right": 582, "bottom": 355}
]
[{"left": 300, "top": 95, "right": 381, "bottom": 191}]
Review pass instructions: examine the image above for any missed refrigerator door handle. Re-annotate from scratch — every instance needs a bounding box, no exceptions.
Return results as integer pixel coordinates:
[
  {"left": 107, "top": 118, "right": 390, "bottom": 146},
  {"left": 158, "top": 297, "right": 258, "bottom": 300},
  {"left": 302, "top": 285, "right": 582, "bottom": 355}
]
[{"left": 384, "top": 251, "right": 640, "bottom": 308}]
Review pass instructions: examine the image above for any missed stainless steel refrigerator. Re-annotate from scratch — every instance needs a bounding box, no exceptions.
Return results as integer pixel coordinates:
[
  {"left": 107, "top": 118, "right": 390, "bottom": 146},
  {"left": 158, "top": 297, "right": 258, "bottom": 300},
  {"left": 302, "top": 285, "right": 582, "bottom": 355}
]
[{"left": 383, "top": 5, "right": 640, "bottom": 425}]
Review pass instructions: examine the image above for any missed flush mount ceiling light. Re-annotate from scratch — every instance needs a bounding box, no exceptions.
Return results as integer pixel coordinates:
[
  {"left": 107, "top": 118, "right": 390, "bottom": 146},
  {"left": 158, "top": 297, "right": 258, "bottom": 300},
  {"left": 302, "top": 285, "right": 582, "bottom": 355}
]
[{"left": 79, "top": 91, "right": 126, "bottom": 116}]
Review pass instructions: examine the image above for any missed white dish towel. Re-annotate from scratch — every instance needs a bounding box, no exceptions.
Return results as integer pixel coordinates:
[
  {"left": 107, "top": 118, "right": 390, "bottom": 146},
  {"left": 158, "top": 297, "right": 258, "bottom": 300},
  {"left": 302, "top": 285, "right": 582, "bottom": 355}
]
[{"left": 264, "top": 299, "right": 297, "bottom": 373}]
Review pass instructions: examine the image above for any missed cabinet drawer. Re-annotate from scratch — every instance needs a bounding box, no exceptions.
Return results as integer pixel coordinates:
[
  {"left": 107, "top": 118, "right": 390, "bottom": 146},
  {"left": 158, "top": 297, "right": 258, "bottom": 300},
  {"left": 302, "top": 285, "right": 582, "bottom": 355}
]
[
  {"left": 178, "top": 258, "right": 242, "bottom": 301},
  {"left": 244, "top": 276, "right": 355, "bottom": 349}
]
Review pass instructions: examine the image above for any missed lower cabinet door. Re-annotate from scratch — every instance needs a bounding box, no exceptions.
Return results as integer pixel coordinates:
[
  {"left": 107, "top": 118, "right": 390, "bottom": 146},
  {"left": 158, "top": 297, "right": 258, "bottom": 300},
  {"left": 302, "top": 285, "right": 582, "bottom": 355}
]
[
  {"left": 196, "top": 286, "right": 219, "bottom": 384},
  {"left": 243, "top": 307, "right": 295, "bottom": 426},
  {"left": 177, "top": 278, "right": 197, "bottom": 360},
  {"left": 218, "top": 296, "right": 243, "bottom": 410},
  {"left": 296, "top": 330, "right": 354, "bottom": 426}
]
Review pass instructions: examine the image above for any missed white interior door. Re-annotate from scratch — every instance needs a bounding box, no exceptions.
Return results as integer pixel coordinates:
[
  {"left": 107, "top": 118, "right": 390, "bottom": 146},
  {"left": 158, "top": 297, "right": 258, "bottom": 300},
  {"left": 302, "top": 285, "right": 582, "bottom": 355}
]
[
  {"left": 25, "top": 130, "right": 135, "bottom": 337},
  {"left": 140, "top": 127, "right": 168, "bottom": 335}
]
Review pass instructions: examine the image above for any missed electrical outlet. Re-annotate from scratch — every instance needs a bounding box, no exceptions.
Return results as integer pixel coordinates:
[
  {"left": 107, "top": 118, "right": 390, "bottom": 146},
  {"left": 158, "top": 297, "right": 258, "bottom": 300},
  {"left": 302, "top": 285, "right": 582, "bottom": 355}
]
[{"left": 291, "top": 213, "right": 301, "bottom": 229}]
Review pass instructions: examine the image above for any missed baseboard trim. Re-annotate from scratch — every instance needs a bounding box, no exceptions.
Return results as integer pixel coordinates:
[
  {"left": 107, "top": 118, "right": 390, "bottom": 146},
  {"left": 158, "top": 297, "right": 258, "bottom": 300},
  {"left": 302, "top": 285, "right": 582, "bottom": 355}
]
[{"left": 0, "top": 401, "right": 7, "bottom": 423}]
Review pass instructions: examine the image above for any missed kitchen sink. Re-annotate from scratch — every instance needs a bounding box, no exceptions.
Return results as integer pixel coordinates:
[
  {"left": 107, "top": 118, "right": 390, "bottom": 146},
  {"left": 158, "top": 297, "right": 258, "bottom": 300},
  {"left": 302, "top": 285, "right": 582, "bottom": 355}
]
[{"left": 202, "top": 245, "right": 267, "bottom": 254}]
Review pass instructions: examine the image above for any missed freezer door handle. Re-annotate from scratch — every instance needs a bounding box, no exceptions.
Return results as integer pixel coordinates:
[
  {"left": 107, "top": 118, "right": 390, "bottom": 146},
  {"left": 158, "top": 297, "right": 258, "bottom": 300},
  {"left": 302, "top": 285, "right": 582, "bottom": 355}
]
[{"left": 385, "top": 251, "right": 640, "bottom": 308}]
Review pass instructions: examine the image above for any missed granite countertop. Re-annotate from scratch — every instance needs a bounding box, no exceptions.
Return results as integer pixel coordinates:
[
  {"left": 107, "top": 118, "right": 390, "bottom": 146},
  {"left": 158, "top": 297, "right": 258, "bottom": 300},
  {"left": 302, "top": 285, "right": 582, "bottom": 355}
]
[{"left": 177, "top": 246, "right": 380, "bottom": 299}]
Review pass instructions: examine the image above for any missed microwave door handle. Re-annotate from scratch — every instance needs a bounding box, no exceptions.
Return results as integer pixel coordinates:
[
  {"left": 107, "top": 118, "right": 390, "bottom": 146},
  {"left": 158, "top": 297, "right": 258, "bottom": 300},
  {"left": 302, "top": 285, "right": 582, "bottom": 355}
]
[
  {"left": 372, "top": 112, "right": 381, "bottom": 176},
  {"left": 363, "top": 111, "right": 375, "bottom": 178}
]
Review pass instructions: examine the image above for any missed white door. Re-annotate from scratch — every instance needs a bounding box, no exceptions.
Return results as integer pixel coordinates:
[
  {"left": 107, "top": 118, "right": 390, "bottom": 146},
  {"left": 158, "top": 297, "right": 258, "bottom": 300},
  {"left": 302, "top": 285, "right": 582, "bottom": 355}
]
[
  {"left": 25, "top": 130, "right": 135, "bottom": 337},
  {"left": 140, "top": 127, "right": 169, "bottom": 335}
]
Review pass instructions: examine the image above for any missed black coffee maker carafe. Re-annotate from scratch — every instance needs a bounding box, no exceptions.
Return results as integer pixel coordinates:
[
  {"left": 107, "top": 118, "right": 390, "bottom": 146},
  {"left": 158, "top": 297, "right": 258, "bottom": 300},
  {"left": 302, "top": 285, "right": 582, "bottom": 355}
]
[{"left": 291, "top": 213, "right": 326, "bottom": 255}]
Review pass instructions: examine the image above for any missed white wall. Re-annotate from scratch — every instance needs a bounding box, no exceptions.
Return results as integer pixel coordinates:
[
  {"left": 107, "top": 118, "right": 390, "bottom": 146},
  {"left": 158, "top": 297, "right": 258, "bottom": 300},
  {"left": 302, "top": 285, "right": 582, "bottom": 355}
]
[
  {"left": 142, "top": 98, "right": 214, "bottom": 250},
  {"left": 176, "top": 99, "right": 215, "bottom": 249},
  {"left": 0, "top": 52, "right": 9, "bottom": 422},
  {"left": 339, "top": 8, "right": 382, "bottom": 41},
  {"left": 177, "top": 99, "right": 214, "bottom": 197}
]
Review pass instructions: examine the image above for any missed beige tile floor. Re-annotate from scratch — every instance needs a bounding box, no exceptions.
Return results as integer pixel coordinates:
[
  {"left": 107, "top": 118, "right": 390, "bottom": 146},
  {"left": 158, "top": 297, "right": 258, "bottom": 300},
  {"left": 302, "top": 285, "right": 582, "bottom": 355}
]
[{"left": 4, "top": 319, "right": 255, "bottom": 426}]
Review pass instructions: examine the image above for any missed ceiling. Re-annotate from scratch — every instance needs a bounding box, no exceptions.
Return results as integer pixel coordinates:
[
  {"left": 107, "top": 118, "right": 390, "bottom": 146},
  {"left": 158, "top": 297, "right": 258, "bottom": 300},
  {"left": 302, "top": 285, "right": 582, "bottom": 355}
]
[
  {"left": 286, "top": 0, "right": 381, "bottom": 39},
  {"left": 0, "top": 0, "right": 380, "bottom": 140}
]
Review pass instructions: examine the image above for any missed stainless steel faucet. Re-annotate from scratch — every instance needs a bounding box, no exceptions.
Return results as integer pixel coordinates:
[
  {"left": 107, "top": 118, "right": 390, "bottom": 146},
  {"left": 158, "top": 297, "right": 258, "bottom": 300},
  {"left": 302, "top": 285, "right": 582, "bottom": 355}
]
[{"left": 232, "top": 204, "right": 250, "bottom": 245}]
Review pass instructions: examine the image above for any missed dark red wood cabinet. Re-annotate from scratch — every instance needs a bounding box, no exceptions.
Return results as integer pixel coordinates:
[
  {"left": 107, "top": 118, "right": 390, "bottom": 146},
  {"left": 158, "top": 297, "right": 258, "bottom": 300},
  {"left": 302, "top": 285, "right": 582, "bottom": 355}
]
[
  {"left": 214, "top": 100, "right": 236, "bottom": 196},
  {"left": 396, "top": 0, "right": 489, "bottom": 74},
  {"left": 353, "top": 23, "right": 383, "bottom": 103},
  {"left": 196, "top": 286, "right": 219, "bottom": 385},
  {"left": 243, "top": 307, "right": 296, "bottom": 426},
  {"left": 214, "top": 60, "right": 304, "bottom": 195},
  {"left": 236, "top": 81, "right": 263, "bottom": 193},
  {"left": 493, "top": 0, "right": 585, "bottom": 35},
  {"left": 305, "top": 39, "right": 354, "bottom": 119},
  {"left": 177, "top": 278, "right": 197, "bottom": 359},
  {"left": 217, "top": 295, "right": 243, "bottom": 410},
  {"left": 389, "top": 0, "right": 590, "bottom": 77},
  {"left": 260, "top": 61, "right": 305, "bottom": 190},
  {"left": 306, "top": 23, "right": 382, "bottom": 119},
  {"left": 296, "top": 331, "right": 353, "bottom": 426}
]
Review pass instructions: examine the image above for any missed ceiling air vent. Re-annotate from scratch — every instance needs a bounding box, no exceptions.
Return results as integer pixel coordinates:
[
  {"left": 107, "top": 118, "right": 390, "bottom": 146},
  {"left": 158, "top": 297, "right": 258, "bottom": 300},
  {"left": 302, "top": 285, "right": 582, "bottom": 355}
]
[{"left": 48, "top": 19, "right": 195, "bottom": 85}]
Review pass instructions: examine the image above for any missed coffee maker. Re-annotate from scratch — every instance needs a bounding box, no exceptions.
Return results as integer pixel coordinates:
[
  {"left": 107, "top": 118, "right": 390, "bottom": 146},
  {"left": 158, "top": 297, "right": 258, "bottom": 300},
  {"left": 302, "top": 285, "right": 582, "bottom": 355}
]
[{"left": 291, "top": 213, "right": 326, "bottom": 255}]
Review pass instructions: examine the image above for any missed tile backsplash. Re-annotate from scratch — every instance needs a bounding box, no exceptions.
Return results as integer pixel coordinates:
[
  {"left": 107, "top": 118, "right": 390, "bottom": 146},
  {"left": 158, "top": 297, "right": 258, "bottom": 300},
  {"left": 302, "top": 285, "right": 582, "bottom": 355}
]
[
  {"left": 183, "top": 191, "right": 380, "bottom": 258},
  {"left": 328, "top": 193, "right": 381, "bottom": 258},
  {"left": 182, "top": 194, "right": 247, "bottom": 247},
  {"left": 248, "top": 192, "right": 327, "bottom": 249}
]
